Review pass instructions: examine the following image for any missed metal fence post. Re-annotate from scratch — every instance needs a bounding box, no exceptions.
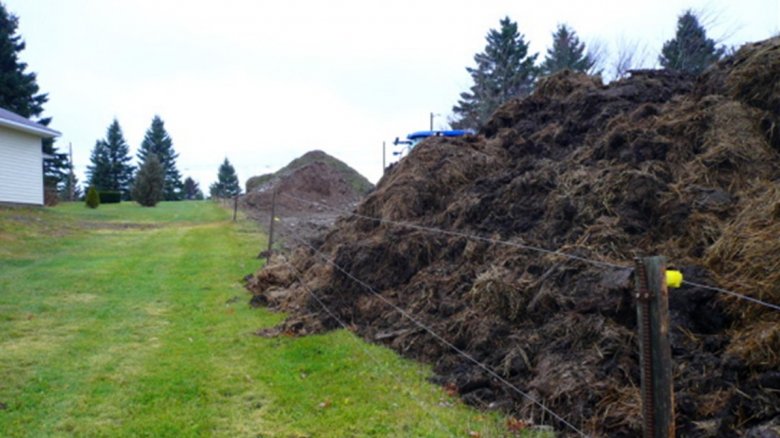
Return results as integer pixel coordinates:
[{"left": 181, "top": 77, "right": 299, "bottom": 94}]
[{"left": 634, "top": 256, "right": 675, "bottom": 438}]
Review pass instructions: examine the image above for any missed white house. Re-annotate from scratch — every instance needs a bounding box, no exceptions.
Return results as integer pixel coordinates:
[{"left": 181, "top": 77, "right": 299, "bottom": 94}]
[{"left": 0, "top": 107, "right": 61, "bottom": 206}]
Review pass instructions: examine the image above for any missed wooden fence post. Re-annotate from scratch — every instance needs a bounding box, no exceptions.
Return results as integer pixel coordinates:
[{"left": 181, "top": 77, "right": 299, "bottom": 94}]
[
  {"left": 634, "top": 256, "right": 675, "bottom": 438},
  {"left": 233, "top": 194, "right": 238, "bottom": 222},
  {"left": 266, "top": 188, "right": 277, "bottom": 265}
]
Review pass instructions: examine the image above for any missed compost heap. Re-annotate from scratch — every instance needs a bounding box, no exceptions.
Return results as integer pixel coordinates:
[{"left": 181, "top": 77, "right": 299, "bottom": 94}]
[
  {"left": 242, "top": 150, "right": 373, "bottom": 244},
  {"left": 246, "top": 38, "right": 780, "bottom": 437}
]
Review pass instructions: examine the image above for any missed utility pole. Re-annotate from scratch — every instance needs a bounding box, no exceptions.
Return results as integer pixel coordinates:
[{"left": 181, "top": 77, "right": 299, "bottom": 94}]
[
  {"left": 382, "top": 141, "right": 386, "bottom": 171},
  {"left": 68, "top": 143, "right": 75, "bottom": 201},
  {"left": 430, "top": 112, "right": 441, "bottom": 131}
]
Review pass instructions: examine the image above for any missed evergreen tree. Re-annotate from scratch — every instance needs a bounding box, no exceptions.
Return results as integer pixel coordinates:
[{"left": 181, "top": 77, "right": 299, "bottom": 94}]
[
  {"left": 540, "top": 24, "right": 596, "bottom": 76},
  {"left": 0, "top": 4, "right": 47, "bottom": 118},
  {"left": 132, "top": 154, "right": 165, "bottom": 207},
  {"left": 183, "top": 177, "right": 204, "bottom": 200},
  {"left": 100, "top": 119, "right": 134, "bottom": 199},
  {"left": 85, "top": 186, "right": 100, "bottom": 209},
  {"left": 659, "top": 10, "right": 724, "bottom": 75},
  {"left": 60, "top": 158, "right": 82, "bottom": 201},
  {"left": 137, "top": 116, "right": 183, "bottom": 201},
  {"left": 86, "top": 140, "right": 112, "bottom": 190},
  {"left": 452, "top": 17, "right": 538, "bottom": 130},
  {"left": 0, "top": 3, "right": 68, "bottom": 196},
  {"left": 42, "top": 143, "right": 68, "bottom": 192},
  {"left": 209, "top": 158, "right": 241, "bottom": 198}
]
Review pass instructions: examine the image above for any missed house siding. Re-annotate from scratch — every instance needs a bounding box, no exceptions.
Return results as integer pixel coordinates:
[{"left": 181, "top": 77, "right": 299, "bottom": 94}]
[{"left": 0, "top": 126, "right": 44, "bottom": 205}]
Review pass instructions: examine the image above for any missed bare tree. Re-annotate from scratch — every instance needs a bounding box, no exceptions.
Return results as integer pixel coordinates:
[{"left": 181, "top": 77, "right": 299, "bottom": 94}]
[
  {"left": 585, "top": 38, "right": 609, "bottom": 76},
  {"left": 612, "top": 37, "right": 651, "bottom": 81}
]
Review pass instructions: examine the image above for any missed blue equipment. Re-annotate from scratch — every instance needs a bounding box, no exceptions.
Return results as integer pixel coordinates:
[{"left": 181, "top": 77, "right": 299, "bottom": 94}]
[{"left": 392, "top": 130, "right": 475, "bottom": 156}]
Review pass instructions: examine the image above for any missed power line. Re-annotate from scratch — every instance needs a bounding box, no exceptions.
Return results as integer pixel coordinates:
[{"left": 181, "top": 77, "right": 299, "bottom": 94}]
[{"left": 277, "top": 221, "right": 589, "bottom": 437}]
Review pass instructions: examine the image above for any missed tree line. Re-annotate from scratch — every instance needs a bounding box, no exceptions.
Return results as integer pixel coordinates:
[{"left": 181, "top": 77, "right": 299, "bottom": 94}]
[
  {"left": 85, "top": 115, "right": 193, "bottom": 205},
  {"left": 0, "top": 2, "right": 244, "bottom": 208},
  {"left": 452, "top": 10, "right": 726, "bottom": 129},
  {"left": 86, "top": 117, "right": 241, "bottom": 206},
  {"left": 0, "top": 2, "right": 734, "bottom": 203}
]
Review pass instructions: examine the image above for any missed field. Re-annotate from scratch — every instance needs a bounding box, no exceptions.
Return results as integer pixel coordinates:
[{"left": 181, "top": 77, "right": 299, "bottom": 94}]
[{"left": 0, "top": 201, "right": 524, "bottom": 437}]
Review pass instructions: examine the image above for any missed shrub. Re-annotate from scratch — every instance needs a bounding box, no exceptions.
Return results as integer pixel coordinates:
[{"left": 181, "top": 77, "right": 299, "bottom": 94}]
[
  {"left": 133, "top": 154, "right": 165, "bottom": 207},
  {"left": 44, "top": 186, "right": 60, "bottom": 206},
  {"left": 98, "top": 191, "right": 121, "bottom": 204},
  {"left": 85, "top": 186, "right": 100, "bottom": 209}
]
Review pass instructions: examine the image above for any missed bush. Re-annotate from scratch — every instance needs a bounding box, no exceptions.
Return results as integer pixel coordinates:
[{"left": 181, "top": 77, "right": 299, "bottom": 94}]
[
  {"left": 98, "top": 191, "right": 121, "bottom": 204},
  {"left": 85, "top": 186, "right": 100, "bottom": 209},
  {"left": 44, "top": 186, "right": 60, "bottom": 206},
  {"left": 133, "top": 154, "right": 165, "bottom": 207}
]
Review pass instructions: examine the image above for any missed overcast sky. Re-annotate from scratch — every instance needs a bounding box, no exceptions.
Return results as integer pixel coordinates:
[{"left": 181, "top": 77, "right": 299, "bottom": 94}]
[{"left": 6, "top": 0, "right": 779, "bottom": 190}]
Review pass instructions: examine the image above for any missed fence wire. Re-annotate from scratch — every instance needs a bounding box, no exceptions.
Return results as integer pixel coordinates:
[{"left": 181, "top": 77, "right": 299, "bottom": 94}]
[
  {"left": 277, "top": 221, "right": 589, "bottom": 437},
  {"left": 283, "top": 260, "right": 459, "bottom": 436},
  {"left": 278, "top": 192, "right": 780, "bottom": 313}
]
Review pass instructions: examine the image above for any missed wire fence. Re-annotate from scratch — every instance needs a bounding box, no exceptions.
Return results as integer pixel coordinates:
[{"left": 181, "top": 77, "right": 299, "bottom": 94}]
[
  {"left": 278, "top": 221, "right": 589, "bottom": 437},
  {"left": 278, "top": 192, "right": 780, "bottom": 313},
  {"left": 250, "top": 190, "right": 779, "bottom": 437},
  {"left": 283, "top": 260, "right": 462, "bottom": 437}
]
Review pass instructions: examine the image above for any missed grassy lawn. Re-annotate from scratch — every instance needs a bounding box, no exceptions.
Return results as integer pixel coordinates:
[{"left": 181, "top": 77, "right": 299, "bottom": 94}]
[{"left": 0, "top": 201, "right": 523, "bottom": 437}]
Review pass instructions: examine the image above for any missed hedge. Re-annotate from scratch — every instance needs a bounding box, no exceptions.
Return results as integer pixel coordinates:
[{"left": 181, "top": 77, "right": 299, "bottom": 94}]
[{"left": 98, "top": 191, "right": 122, "bottom": 204}]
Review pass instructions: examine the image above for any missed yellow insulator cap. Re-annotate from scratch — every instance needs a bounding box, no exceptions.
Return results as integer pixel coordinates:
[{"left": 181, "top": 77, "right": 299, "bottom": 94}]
[{"left": 666, "top": 270, "right": 683, "bottom": 288}]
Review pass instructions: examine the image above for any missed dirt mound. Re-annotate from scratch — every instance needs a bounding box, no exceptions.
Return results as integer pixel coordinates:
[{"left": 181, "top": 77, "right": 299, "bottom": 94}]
[
  {"left": 242, "top": 150, "right": 374, "bottom": 243},
  {"left": 246, "top": 38, "right": 780, "bottom": 436}
]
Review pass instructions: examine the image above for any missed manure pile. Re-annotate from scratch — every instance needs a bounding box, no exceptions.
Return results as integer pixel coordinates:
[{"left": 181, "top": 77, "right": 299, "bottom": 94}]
[
  {"left": 242, "top": 150, "right": 372, "bottom": 244},
  {"left": 246, "top": 38, "right": 780, "bottom": 436}
]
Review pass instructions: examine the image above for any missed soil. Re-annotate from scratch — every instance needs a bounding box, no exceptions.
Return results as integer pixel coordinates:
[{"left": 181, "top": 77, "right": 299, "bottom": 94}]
[
  {"left": 246, "top": 38, "right": 780, "bottom": 437},
  {"left": 241, "top": 152, "right": 372, "bottom": 248}
]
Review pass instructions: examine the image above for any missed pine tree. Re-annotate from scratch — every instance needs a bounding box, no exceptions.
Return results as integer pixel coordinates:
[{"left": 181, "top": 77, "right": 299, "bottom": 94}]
[
  {"left": 42, "top": 143, "right": 68, "bottom": 193},
  {"left": 0, "top": 4, "right": 47, "bottom": 118},
  {"left": 101, "top": 119, "right": 135, "bottom": 199},
  {"left": 132, "top": 154, "right": 165, "bottom": 207},
  {"left": 85, "top": 186, "right": 100, "bottom": 209},
  {"left": 137, "top": 116, "right": 183, "bottom": 201},
  {"left": 659, "top": 10, "right": 724, "bottom": 75},
  {"left": 183, "top": 177, "right": 204, "bottom": 200},
  {"left": 0, "top": 3, "right": 68, "bottom": 196},
  {"left": 452, "top": 17, "right": 538, "bottom": 130},
  {"left": 540, "top": 24, "right": 596, "bottom": 76},
  {"left": 87, "top": 140, "right": 113, "bottom": 190},
  {"left": 209, "top": 158, "right": 241, "bottom": 198}
]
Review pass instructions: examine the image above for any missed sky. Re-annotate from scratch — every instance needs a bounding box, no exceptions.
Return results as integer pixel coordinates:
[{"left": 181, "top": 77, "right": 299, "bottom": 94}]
[{"left": 5, "top": 0, "right": 779, "bottom": 190}]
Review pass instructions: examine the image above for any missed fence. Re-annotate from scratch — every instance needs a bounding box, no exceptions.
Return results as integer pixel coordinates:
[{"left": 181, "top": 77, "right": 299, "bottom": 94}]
[{"left": 254, "top": 192, "right": 780, "bottom": 437}]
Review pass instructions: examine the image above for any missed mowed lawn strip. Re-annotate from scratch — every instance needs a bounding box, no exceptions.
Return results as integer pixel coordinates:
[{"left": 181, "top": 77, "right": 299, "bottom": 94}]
[{"left": 0, "top": 201, "right": 534, "bottom": 437}]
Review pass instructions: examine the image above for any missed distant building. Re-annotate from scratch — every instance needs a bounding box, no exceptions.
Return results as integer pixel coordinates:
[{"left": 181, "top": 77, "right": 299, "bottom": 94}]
[{"left": 0, "top": 107, "right": 61, "bottom": 206}]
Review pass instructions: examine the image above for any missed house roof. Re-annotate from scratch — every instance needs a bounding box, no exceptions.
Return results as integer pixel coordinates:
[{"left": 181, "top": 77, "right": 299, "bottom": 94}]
[{"left": 0, "top": 107, "right": 60, "bottom": 138}]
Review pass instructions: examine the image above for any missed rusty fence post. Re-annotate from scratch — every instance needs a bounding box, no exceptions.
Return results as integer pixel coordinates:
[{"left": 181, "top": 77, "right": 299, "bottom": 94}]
[{"left": 634, "top": 256, "right": 675, "bottom": 438}]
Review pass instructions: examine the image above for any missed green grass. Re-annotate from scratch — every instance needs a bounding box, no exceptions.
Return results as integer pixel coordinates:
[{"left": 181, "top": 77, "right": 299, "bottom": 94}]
[{"left": 0, "top": 201, "right": 531, "bottom": 437}]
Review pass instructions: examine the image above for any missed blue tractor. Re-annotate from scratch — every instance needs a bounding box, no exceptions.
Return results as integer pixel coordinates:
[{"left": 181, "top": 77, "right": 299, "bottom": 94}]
[{"left": 392, "top": 129, "right": 475, "bottom": 157}]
